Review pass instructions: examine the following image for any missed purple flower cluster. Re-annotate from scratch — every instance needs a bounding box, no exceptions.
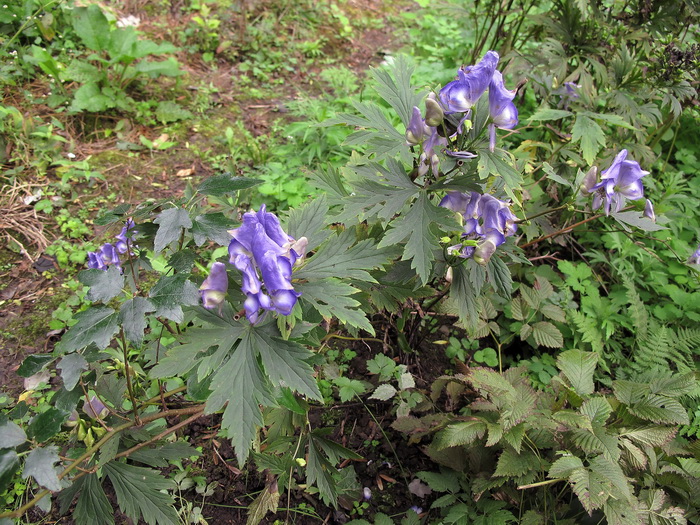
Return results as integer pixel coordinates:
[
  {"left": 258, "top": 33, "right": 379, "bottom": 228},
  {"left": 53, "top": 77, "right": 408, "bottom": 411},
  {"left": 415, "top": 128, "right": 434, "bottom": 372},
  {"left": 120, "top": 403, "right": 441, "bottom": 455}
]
[
  {"left": 199, "top": 205, "right": 306, "bottom": 323},
  {"left": 87, "top": 219, "right": 136, "bottom": 271},
  {"left": 438, "top": 50, "right": 519, "bottom": 152},
  {"left": 439, "top": 191, "right": 518, "bottom": 265},
  {"left": 583, "top": 150, "right": 653, "bottom": 216},
  {"left": 406, "top": 94, "right": 448, "bottom": 177}
]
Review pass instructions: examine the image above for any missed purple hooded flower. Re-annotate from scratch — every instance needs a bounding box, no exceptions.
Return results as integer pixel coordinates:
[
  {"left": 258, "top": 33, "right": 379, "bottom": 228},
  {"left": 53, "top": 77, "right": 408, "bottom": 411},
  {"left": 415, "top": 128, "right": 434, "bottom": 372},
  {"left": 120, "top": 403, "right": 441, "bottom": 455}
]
[
  {"left": 689, "top": 244, "right": 700, "bottom": 265},
  {"left": 643, "top": 199, "right": 655, "bottom": 222},
  {"left": 87, "top": 218, "right": 137, "bottom": 271},
  {"left": 439, "top": 51, "right": 500, "bottom": 114},
  {"left": 590, "top": 150, "right": 649, "bottom": 214},
  {"left": 200, "top": 262, "right": 229, "bottom": 311},
  {"left": 406, "top": 106, "right": 431, "bottom": 146},
  {"left": 488, "top": 70, "right": 519, "bottom": 151},
  {"left": 114, "top": 218, "right": 136, "bottom": 254},
  {"left": 83, "top": 396, "right": 108, "bottom": 419},
  {"left": 439, "top": 192, "right": 517, "bottom": 264},
  {"left": 228, "top": 206, "right": 305, "bottom": 322}
]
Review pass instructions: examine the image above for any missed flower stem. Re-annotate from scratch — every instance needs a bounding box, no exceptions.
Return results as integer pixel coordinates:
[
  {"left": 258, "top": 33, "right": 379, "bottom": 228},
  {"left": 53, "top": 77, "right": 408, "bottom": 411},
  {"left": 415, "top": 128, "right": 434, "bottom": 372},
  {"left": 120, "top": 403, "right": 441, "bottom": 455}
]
[{"left": 119, "top": 327, "right": 141, "bottom": 425}]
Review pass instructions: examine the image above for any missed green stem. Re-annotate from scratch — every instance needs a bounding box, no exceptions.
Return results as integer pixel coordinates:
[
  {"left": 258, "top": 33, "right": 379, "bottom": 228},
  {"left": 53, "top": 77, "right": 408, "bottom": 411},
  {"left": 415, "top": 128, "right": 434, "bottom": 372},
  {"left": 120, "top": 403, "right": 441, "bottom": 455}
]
[
  {"left": 119, "top": 327, "right": 140, "bottom": 425},
  {"left": 515, "top": 204, "right": 569, "bottom": 224}
]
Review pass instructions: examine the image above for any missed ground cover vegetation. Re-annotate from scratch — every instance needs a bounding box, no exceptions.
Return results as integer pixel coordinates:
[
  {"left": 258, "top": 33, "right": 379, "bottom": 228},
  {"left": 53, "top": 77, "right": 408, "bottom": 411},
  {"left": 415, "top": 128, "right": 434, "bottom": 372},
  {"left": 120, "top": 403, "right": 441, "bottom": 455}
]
[{"left": 1, "top": 0, "right": 700, "bottom": 524}]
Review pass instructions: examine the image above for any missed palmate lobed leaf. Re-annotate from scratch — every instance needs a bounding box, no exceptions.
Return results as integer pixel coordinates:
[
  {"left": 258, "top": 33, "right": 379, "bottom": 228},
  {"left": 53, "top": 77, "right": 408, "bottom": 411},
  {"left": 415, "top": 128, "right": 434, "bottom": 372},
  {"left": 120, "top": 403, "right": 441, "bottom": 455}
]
[
  {"left": 57, "top": 306, "right": 120, "bottom": 353},
  {"left": 22, "top": 447, "right": 62, "bottom": 492}
]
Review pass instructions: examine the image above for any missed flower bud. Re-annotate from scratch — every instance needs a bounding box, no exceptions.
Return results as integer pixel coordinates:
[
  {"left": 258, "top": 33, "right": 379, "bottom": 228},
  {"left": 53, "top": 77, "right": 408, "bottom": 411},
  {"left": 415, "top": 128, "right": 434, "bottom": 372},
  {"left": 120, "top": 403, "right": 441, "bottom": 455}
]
[
  {"left": 580, "top": 166, "right": 597, "bottom": 194},
  {"left": 643, "top": 199, "right": 655, "bottom": 222},
  {"left": 473, "top": 239, "right": 497, "bottom": 266},
  {"left": 424, "top": 93, "right": 444, "bottom": 127},
  {"left": 83, "top": 396, "right": 109, "bottom": 419}
]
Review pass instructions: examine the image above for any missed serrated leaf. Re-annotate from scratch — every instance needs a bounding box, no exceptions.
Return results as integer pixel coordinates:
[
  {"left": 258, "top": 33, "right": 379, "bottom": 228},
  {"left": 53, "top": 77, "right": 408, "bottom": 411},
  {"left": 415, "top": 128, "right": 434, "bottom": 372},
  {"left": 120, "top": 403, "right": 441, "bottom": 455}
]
[
  {"left": 130, "top": 442, "right": 199, "bottom": 468},
  {"left": 118, "top": 297, "right": 155, "bottom": 346},
  {"left": 450, "top": 263, "right": 479, "bottom": 329},
  {"left": 557, "top": 349, "right": 598, "bottom": 395},
  {"left": 629, "top": 395, "right": 689, "bottom": 425},
  {"left": 285, "top": 194, "right": 331, "bottom": 251},
  {"left": 191, "top": 213, "right": 233, "bottom": 246},
  {"left": 298, "top": 279, "right": 374, "bottom": 334},
  {"left": 532, "top": 321, "right": 563, "bottom": 348},
  {"left": 197, "top": 174, "right": 263, "bottom": 196},
  {"left": 568, "top": 464, "right": 608, "bottom": 514},
  {"left": 23, "top": 446, "right": 62, "bottom": 491},
  {"left": 148, "top": 275, "right": 200, "bottom": 323},
  {"left": 622, "top": 426, "right": 677, "bottom": 448},
  {"left": 540, "top": 303, "right": 566, "bottom": 322},
  {"left": 370, "top": 384, "right": 398, "bottom": 401},
  {"left": 75, "top": 473, "right": 115, "bottom": 525},
  {"left": 378, "top": 192, "right": 455, "bottom": 284},
  {"left": 0, "top": 450, "right": 20, "bottom": 493},
  {"left": 435, "top": 420, "right": 487, "bottom": 449},
  {"left": 57, "top": 353, "right": 88, "bottom": 391},
  {"left": 79, "top": 266, "right": 125, "bottom": 302},
  {"left": 548, "top": 455, "right": 584, "bottom": 478},
  {"left": 494, "top": 448, "right": 541, "bottom": 478},
  {"left": 251, "top": 328, "right": 321, "bottom": 401},
  {"left": 306, "top": 433, "right": 339, "bottom": 507},
  {"left": 528, "top": 108, "right": 573, "bottom": 121},
  {"left": 295, "top": 229, "right": 391, "bottom": 283},
  {"left": 476, "top": 149, "right": 522, "bottom": 201},
  {"left": 58, "top": 307, "right": 120, "bottom": 352},
  {"left": 487, "top": 255, "right": 512, "bottom": 296},
  {"left": 572, "top": 115, "right": 605, "bottom": 165},
  {"left": 205, "top": 334, "right": 274, "bottom": 465},
  {"left": 370, "top": 54, "right": 425, "bottom": 127},
  {"left": 103, "top": 461, "right": 178, "bottom": 525},
  {"left": 26, "top": 408, "right": 67, "bottom": 442},
  {"left": 0, "top": 418, "right": 26, "bottom": 447},
  {"left": 153, "top": 207, "right": 192, "bottom": 253}
]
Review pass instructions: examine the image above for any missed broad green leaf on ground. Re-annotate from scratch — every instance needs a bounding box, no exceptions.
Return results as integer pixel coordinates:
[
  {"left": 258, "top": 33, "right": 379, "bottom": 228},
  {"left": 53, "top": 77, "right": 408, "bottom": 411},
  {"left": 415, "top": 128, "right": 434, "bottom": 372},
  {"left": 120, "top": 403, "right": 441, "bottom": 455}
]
[
  {"left": 297, "top": 279, "right": 374, "bottom": 334},
  {"left": 572, "top": 115, "right": 605, "bottom": 165},
  {"left": 153, "top": 207, "right": 192, "bottom": 253},
  {"left": 103, "top": 461, "right": 178, "bottom": 525},
  {"left": 191, "top": 213, "right": 234, "bottom": 246},
  {"left": 79, "top": 266, "right": 124, "bottom": 302},
  {"left": 75, "top": 473, "right": 115, "bottom": 525},
  {"left": 0, "top": 417, "right": 26, "bottom": 447},
  {"left": 27, "top": 408, "right": 68, "bottom": 442},
  {"left": 16, "top": 354, "right": 54, "bottom": 377},
  {"left": 148, "top": 275, "right": 200, "bottom": 323},
  {"left": 205, "top": 330, "right": 275, "bottom": 465},
  {"left": 23, "top": 446, "right": 62, "bottom": 491},
  {"left": 378, "top": 192, "right": 457, "bottom": 284},
  {"left": 197, "top": 174, "right": 262, "bottom": 196},
  {"left": 118, "top": 297, "right": 155, "bottom": 346},
  {"left": 250, "top": 328, "right": 321, "bottom": 401},
  {"left": 72, "top": 5, "right": 110, "bottom": 51},
  {"left": 57, "top": 353, "right": 88, "bottom": 391},
  {"left": 70, "top": 83, "right": 113, "bottom": 112},
  {"left": 295, "top": 229, "right": 391, "bottom": 283},
  {"left": 245, "top": 479, "right": 279, "bottom": 525},
  {"left": 557, "top": 349, "right": 598, "bottom": 395},
  {"left": 370, "top": 384, "right": 398, "bottom": 401},
  {"left": 57, "top": 307, "right": 119, "bottom": 353},
  {"left": 285, "top": 194, "right": 331, "bottom": 251},
  {"left": 0, "top": 450, "right": 20, "bottom": 493},
  {"left": 155, "top": 101, "right": 192, "bottom": 124}
]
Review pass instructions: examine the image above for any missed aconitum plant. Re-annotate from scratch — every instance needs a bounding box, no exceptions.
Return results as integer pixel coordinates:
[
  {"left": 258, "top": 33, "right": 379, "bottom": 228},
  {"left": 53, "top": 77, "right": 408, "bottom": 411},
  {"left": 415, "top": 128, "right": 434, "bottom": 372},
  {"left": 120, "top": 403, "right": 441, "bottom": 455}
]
[
  {"left": 87, "top": 218, "right": 136, "bottom": 270},
  {"left": 586, "top": 149, "right": 650, "bottom": 214}
]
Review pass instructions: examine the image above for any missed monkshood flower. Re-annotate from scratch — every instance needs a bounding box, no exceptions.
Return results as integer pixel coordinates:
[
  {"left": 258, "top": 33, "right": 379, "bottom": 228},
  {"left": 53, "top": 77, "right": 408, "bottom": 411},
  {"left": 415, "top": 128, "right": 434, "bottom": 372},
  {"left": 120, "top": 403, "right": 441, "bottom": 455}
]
[
  {"left": 590, "top": 150, "right": 649, "bottom": 215},
  {"left": 440, "top": 191, "right": 517, "bottom": 265},
  {"left": 83, "top": 396, "right": 108, "bottom": 419},
  {"left": 488, "top": 70, "right": 518, "bottom": 152},
  {"left": 200, "top": 262, "right": 229, "bottom": 312},
  {"left": 228, "top": 205, "right": 306, "bottom": 323},
  {"left": 87, "top": 218, "right": 137, "bottom": 271},
  {"left": 556, "top": 81, "right": 580, "bottom": 109},
  {"left": 439, "top": 51, "right": 499, "bottom": 114},
  {"left": 689, "top": 244, "right": 700, "bottom": 265}
]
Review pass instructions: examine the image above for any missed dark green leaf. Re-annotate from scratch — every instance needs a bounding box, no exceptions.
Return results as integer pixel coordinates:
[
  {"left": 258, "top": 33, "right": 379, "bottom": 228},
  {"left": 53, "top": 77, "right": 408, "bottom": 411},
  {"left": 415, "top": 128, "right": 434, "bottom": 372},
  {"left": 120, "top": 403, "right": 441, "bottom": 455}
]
[
  {"left": 476, "top": 149, "right": 522, "bottom": 200},
  {"left": 149, "top": 275, "right": 200, "bottom": 323},
  {"left": 17, "top": 354, "right": 54, "bottom": 378},
  {"left": 130, "top": 442, "right": 199, "bottom": 468},
  {"left": 57, "top": 353, "right": 88, "bottom": 391},
  {"left": 118, "top": 297, "right": 155, "bottom": 346},
  {"left": 57, "top": 307, "right": 120, "bottom": 353},
  {"left": 27, "top": 408, "right": 68, "bottom": 442},
  {"left": 75, "top": 473, "right": 115, "bottom": 525},
  {"left": 167, "top": 249, "right": 197, "bottom": 273},
  {"left": 297, "top": 279, "right": 374, "bottom": 334},
  {"left": 251, "top": 328, "right": 321, "bottom": 401},
  {"left": 103, "top": 461, "right": 178, "bottom": 525},
  {"left": 96, "top": 374, "right": 126, "bottom": 408},
  {"left": 205, "top": 336, "right": 274, "bottom": 465},
  {"left": 155, "top": 101, "right": 192, "bottom": 124},
  {"left": 94, "top": 204, "right": 132, "bottom": 226},
  {"left": 450, "top": 263, "right": 479, "bottom": 329},
  {"left": 0, "top": 450, "right": 20, "bottom": 494},
  {"left": 23, "top": 446, "right": 62, "bottom": 491},
  {"left": 557, "top": 349, "right": 598, "bottom": 395},
  {"left": 0, "top": 417, "right": 26, "bottom": 447},
  {"left": 79, "top": 266, "right": 125, "bottom": 303},
  {"left": 572, "top": 115, "right": 605, "bottom": 165},
  {"left": 153, "top": 208, "right": 192, "bottom": 253},
  {"left": 532, "top": 322, "right": 564, "bottom": 348},
  {"left": 286, "top": 194, "right": 331, "bottom": 251},
  {"left": 191, "top": 213, "right": 232, "bottom": 246},
  {"left": 487, "top": 255, "right": 512, "bottom": 296},
  {"left": 370, "top": 54, "right": 425, "bottom": 127},
  {"left": 197, "top": 174, "right": 262, "bottom": 196},
  {"left": 54, "top": 385, "right": 83, "bottom": 413}
]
